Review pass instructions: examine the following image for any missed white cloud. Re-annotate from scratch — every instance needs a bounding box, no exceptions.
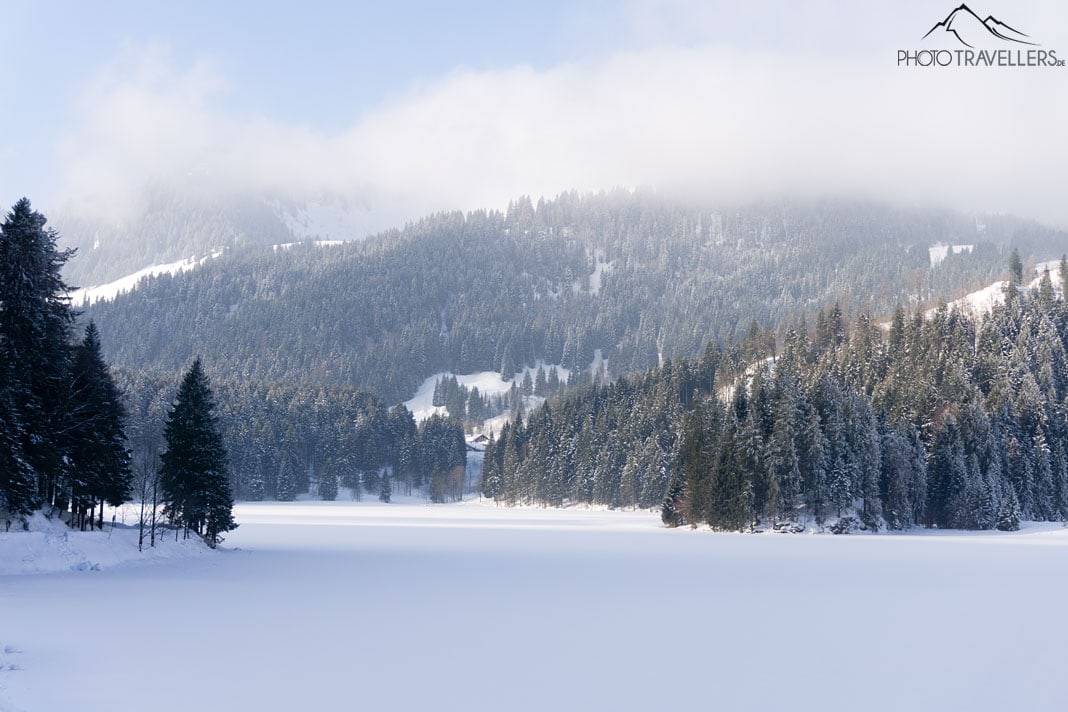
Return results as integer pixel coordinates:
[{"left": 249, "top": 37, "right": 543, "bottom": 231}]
[{"left": 55, "top": 32, "right": 1068, "bottom": 229}]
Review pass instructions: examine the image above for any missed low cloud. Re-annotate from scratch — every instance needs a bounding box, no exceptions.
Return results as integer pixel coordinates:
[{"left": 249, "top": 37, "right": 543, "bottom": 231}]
[{"left": 55, "top": 34, "right": 1068, "bottom": 228}]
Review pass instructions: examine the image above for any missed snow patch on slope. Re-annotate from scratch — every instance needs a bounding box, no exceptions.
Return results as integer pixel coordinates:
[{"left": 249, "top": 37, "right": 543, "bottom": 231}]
[
  {"left": 572, "top": 250, "right": 614, "bottom": 296},
  {"left": 68, "top": 253, "right": 221, "bottom": 306},
  {"left": 928, "top": 243, "right": 974, "bottom": 267},
  {"left": 404, "top": 362, "right": 572, "bottom": 425},
  {"left": 931, "top": 280, "right": 1011, "bottom": 318},
  {"left": 272, "top": 240, "right": 345, "bottom": 252},
  {"left": 928, "top": 262, "right": 1063, "bottom": 319}
]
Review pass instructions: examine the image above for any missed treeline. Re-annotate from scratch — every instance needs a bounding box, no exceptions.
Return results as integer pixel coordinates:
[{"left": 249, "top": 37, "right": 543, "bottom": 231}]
[
  {"left": 123, "top": 373, "right": 468, "bottom": 504},
  {"left": 86, "top": 194, "right": 1056, "bottom": 405},
  {"left": 485, "top": 263, "right": 1068, "bottom": 532},
  {"left": 480, "top": 345, "right": 717, "bottom": 508},
  {"left": 0, "top": 199, "right": 239, "bottom": 546},
  {"left": 1, "top": 198, "right": 468, "bottom": 542},
  {"left": 0, "top": 199, "right": 130, "bottom": 528}
]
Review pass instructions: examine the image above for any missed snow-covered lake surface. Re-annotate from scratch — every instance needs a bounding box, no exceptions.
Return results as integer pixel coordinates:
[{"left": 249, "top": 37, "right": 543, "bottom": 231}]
[{"left": 3, "top": 500, "right": 1067, "bottom": 711}]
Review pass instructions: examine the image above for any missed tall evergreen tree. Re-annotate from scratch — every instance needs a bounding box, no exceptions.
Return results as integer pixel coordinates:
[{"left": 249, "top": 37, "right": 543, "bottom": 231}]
[
  {"left": 1008, "top": 247, "right": 1024, "bottom": 285},
  {"left": 65, "top": 322, "right": 132, "bottom": 529},
  {"left": 159, "top": 358, "right": 235, "bottom": 546},
  {"left": 319, "top": 470, "right": 338, "bottom": 501},
  {"left": 378, "top": 471, "right": 392, "bottom": 503},
  {"left": 0, "top": 345, "right": 35, "bottom": 518},
  {"left": 0, "top": 198, "right": 76, "bottom": 508},
  {"left": 276, "top": 457, "right": 297, "bottom": 502}
]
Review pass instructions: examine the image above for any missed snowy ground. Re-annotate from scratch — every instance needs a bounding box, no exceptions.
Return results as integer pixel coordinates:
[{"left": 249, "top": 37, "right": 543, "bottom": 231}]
[
  {"left": 2, "top": 501, "right": 1068, "bottom": 711},
  {"left": 0, "top": 511, "right": 210, "bottom": 576}
]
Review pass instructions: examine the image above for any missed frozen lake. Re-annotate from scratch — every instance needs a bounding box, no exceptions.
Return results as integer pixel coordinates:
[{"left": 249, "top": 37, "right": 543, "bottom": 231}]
[{"left": 3, "top": 500, "right": 1067, "bottom": 711}]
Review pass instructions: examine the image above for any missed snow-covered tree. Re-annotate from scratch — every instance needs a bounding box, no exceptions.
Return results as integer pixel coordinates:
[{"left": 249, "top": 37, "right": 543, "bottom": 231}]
[{"left": 159, "top": 358, "right": 235, "bottom": 546}]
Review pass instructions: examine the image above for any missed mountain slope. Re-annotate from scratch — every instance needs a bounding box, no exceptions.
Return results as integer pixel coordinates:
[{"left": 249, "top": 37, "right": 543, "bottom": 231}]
[
  {"left": 84, "top": 193, "right": 1067, "bottom": 404},
  {"left": 53, "top": 189, "right": 377, "bottom": 288}
]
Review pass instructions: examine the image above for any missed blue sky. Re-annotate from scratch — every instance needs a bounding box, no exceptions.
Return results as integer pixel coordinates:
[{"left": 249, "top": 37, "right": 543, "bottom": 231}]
[
  {"left": 2, "top": 1, "right": 603, "bottom": 200},
  {"left": 4, "top": 1, "right": 1068, "bottom": 227}
]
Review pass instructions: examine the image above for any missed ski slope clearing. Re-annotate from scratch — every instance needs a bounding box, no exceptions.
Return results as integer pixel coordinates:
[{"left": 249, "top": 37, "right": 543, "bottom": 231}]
[
  {"left": 404, "top": 362, "right": 571, "bottom": 424},
  {"left": 927, "top": 261, "right": 1063, "bottom": 320},
  {"left": 928, "top": 243, "right": 974, "bottom": 266},
  {"left": 2, "top": 501, "right": 1067, "bottom": 712},
  {"left": 67, "top": 252, "right": 223, "bottom": 306}
]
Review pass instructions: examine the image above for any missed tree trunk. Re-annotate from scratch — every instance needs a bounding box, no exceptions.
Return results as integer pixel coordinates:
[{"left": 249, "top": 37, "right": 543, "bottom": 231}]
[
  {"left": 138, "top": 495, "right": 146, "bottom": 552},
  {"left": 150, "top": 480, "right": 158, "bottom": 548}
]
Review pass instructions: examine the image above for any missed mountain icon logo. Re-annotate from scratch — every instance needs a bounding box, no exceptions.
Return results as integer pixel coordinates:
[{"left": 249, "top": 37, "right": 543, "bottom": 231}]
[{"left": 923, "top": 4, "right": 1037, "bottom": 48}]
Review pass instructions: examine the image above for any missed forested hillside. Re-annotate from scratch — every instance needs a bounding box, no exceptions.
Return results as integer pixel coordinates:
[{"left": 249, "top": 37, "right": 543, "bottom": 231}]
[
  {"left": 485, "top": 265, "right": 1068, "bottom": 531},
  {"left": 87, "top": 192, "right": 1065, "bottom": 407},
  {"left": 60, "top": 192, "right": 1066, "bottom": 507},
  {"left": 54, "top": 189, "right": 295, "bottom": 287}
]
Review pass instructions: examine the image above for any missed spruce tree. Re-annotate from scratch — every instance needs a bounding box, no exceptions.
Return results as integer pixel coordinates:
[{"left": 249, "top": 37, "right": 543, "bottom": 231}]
[
  {"left": 1060, "top": 255, "right": 1068, "bottom": 297},
  {"left": 480, "top": 436, "right": 503, "bottom": 500},
  {"left": 378, "top": 472, "right": 392, "bottom": 503},
  {"left": 65, "top": 322, "right": 132, "bottom": 529},
  {"left": 1009, "top": 248, "right": 1024, "bottom": 285},
  {"left": 276, "top": 458, "right": 297, "bottom": 502},
  {"left": 0, "top": 198, "right": 76, "bottom": 508},
  {"left": 0, "top": 347, "right": 35, "bottom": 517},
  {"left": 159, "top": 358, "right": 235, "bottom": 546},
  {"left": 997, "top": 486, "right": 1021, "bottom": 531},
  {"left": 319, "top": 470, "right": 338, "bottom": 501}
]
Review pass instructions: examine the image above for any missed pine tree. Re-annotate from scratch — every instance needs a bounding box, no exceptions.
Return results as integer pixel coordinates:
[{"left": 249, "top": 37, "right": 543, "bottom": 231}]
[
  {"left": 661, "top": 466, "right": 688, "bottom": 528},
  {"left": 64, "top": 322, "right": 132, "bottom": 529},
  {"left": 928, "top": 417, "right": 967, "bottom": 529},
  {"left": 159, "top": 358, "right": 235, "bottom": 546},
  {"left": 1009, "top": 248, "right": 1024, "bottom": 285},
  {"left": 547, "top": 366, "right": 561, "bottom": 394},
  {"left": 1060, "top": 255, "right": 1068, "bottom": 298},
  {"left": 378, "top": 472, "right": 392, "bottom": 503},
  {"left": 466, "top": 386, "right": 484, "bottom": 424},
  {"left": 708, "top": 418, "right": 753, "bottom": 532},
  {"left": 997, "top": 485, "right": 1020, "bottom": 531},
  {"left": 0, "top": 198, "right": 76, "bottom": 509},
  {"left": 0, "top": 348, "right": 35, "bottom": 518},
  {"left": 480, "top": 436, "right": 503, "bottom": 500},
  {"left": 319, "top": 470, "right": 338, "bottom": 501},
  {"left": 276, "top": 457, "right": 297, "bottom": 502},
  {"left": 246, "top": 467, "right": 266, "bottom": 501},
  {"left": 1037, "top": 270, "right": 1056, "bottom": 310},
  {"left": 534, "top": 366, "right": 547, "bottom": 396}
]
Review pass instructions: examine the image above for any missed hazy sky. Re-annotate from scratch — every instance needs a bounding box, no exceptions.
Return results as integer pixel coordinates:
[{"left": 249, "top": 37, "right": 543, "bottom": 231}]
[{"left": 3, "top": 0, "right": 1068, "bottom": 227}]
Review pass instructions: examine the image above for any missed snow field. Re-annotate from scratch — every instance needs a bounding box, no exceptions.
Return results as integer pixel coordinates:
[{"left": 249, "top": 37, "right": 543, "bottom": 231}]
[
  {"left": 67, "top": 251, "right": 224, "bottom": 307},
  {"left": 928, "top": 243, "right": 974, "bottom": 267},
  {"left": 404, "top": 362, "right": 571, "bottom": 426},
  {"left": 2, "top": 501, "right": 1068, "bottom": 711}
]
